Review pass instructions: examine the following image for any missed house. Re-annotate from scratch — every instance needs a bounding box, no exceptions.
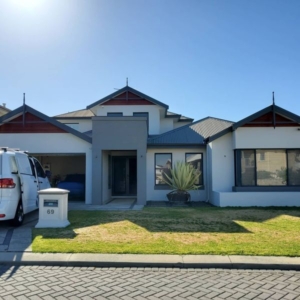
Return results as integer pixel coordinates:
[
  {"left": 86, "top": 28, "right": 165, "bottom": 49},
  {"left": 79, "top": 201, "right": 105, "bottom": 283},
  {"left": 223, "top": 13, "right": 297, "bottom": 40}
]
[{"left": 0, "top": 86, "right": 299, "bottom": 207}]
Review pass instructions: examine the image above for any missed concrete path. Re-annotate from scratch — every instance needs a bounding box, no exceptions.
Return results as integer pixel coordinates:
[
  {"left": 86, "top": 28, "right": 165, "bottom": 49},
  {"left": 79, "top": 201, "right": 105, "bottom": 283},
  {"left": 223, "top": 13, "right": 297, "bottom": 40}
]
[{"left": 1, "top": 252, "right": 300, "bottom": 270}]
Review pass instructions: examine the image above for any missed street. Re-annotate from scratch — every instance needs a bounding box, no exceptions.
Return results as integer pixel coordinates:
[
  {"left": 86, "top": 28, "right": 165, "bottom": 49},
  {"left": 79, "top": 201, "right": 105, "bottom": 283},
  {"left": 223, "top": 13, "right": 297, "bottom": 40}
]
[{"left": 1, "top": 265, "right": 300, "bottom": 299}]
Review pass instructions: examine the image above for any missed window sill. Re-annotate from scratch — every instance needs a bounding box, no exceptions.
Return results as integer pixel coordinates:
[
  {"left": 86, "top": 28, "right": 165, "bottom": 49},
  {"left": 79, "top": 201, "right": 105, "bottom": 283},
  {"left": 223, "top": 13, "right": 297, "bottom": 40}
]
[{"left": 233, "top": 186, "right": 300, "bottom": 192}]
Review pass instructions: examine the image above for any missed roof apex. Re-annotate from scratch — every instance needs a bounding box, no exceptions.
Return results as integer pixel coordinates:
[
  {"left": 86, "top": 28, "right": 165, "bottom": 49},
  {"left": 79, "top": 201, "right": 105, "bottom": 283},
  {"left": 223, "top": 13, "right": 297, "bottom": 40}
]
[
  {"left": 86, "top": 86, "right": 169, "bottom": 110},
  {"left": 232, "top": 104, "right": 300, "bottom": 130}
]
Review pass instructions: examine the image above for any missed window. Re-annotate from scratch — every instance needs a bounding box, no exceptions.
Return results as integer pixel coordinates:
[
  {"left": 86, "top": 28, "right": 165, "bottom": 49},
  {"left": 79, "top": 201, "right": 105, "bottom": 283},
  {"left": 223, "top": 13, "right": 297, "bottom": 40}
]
[
  {"left": 185, "top": 153, "right": 203, "bottom": 185},
  {"left": 65, "top": 123, "right": 79, "bottom": 130},
  {"left": 10, "top": 156, "right": 18, "bottom": 174},
  {"left": 107, "top": 113, "right": 123, "bottom": 117},
  {"left": 155, "top": 154, "right": 172, "bottom": 185},
  {"left": 29, "top": 159, "right": 36, "bottom": 177},
  {"left": 236, "top": 149, "right": 300, "bottom": 187},
  {"left": 33, "top": 158, "right": 46, "bottom": 178},
  {"left": 287, "top": 150, "right": 300, "bottom": 185},
  {"left": 133, "top": 112, "right": 148, "bottom": 118}
]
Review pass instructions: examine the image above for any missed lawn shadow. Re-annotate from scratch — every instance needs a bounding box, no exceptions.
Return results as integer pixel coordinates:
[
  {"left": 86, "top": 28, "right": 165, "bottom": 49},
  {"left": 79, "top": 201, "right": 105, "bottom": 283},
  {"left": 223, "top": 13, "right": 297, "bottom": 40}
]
[{"left": 33, "top": 207, "right": 300, "bottom": 241}]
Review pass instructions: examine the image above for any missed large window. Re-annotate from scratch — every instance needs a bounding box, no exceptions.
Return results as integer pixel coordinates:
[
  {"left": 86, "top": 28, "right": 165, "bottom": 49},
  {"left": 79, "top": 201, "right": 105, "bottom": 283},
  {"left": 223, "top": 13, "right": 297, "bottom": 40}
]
[
  {"left": 236, "top": 149, "right": 300, "bottom": 187},
  {"left": 155, "top": 154, "right": 172, "bottom": 185},
  {"left": 185, "top": 153, "right": 203, "bottom": 186}
]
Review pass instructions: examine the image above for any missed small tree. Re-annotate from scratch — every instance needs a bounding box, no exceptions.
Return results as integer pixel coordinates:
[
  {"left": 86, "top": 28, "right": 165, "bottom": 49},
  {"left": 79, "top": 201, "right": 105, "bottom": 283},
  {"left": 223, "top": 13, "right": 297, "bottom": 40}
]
[{"left": 163, "top": 161, "right": 201, "bottom": 202}]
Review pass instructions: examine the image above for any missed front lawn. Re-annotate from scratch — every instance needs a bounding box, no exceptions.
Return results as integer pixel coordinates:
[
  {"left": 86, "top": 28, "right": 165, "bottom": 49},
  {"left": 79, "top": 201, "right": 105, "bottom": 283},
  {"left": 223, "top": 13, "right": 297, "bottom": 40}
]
[{"left": 32, "top": 207, "right": 300, "bottom": 256}]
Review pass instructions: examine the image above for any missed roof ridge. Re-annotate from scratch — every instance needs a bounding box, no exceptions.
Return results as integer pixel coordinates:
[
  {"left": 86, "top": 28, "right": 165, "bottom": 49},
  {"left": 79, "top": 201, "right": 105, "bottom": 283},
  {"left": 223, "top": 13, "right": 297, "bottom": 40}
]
[{"left": 205, "top": 116, "right": 234, "bottom": 124}]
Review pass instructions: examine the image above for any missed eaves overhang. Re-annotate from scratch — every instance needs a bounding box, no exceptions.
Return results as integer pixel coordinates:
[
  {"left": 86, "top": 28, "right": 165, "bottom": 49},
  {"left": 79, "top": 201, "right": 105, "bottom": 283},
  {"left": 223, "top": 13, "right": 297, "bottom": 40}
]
[{"left": 205, "top": 127, "right": 233, "bottom": 143}]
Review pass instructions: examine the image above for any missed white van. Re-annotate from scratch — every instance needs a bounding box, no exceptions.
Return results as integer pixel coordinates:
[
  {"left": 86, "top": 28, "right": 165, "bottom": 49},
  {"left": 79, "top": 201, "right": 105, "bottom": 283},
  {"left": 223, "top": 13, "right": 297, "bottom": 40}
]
[{"left": 0, "top": 147, "right": 51, "bottom": 226}]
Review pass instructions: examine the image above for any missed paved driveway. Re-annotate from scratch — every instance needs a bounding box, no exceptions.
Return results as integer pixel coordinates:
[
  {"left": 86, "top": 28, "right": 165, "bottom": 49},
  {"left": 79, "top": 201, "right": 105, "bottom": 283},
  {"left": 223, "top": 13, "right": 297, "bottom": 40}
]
[
  {"left": 0, "top": 210, "right": 38, "bottom": 252},
  {"left": 0, "top": 266, "right": 300, "bottom": 299}
]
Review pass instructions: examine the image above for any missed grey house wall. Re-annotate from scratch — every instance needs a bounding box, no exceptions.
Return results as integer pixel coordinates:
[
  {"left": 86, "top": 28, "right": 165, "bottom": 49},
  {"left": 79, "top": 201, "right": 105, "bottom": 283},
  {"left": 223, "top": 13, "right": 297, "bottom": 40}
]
[{"left": 92, "top": 116, "right": 148, "bottom": 205}]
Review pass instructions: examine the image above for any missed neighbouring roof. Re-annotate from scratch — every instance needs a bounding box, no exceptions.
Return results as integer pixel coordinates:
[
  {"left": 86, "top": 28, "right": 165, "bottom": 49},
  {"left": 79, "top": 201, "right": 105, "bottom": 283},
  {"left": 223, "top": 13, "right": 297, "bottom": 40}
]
[
  {"left": 166, "top": 111, "right": 194, "bottom": 122},
  {"left": 87, "top": 86, "right": 169, "bottom": 109},
  {"left": 54, "top": 108, "right": 95, "bottom": 119},
  {"left": 0, "top": 105, "right": 11, "bottom": 117},
  {"left": 0, "top": 105, "right": 92, "bottom": 143},
  {"left": 148, "top": 117, "right": 233, "bottom": 146}
]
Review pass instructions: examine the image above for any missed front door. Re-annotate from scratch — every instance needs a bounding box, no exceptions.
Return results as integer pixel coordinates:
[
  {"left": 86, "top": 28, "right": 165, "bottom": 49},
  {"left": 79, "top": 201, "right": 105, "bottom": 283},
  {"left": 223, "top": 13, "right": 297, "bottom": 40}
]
[{"left": 112, "top": 157, "right": 137, "bottom": 196}]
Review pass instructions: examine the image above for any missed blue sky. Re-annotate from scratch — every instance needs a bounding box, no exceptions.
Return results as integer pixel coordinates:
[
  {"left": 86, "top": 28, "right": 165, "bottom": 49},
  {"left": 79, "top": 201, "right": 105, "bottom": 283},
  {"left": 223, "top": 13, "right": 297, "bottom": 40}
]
[{"left": 0, "top": 0, "right": 299, "bottom": 122}]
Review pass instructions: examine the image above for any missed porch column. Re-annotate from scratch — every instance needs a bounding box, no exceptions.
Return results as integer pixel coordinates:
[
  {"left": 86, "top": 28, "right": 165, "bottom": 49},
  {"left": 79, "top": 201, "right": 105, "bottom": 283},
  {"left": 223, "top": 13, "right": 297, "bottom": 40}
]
[{"left": 85, "top": 148, "right": 92, "bottom": 204}]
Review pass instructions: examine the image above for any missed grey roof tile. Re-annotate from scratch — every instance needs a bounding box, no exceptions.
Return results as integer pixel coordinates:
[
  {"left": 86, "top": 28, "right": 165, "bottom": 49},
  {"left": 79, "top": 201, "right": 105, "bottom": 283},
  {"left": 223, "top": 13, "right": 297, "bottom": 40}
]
[
  {"left": 54, "top": 109, "right": 95, "bottom": 118},
  {"left": 148, "top": 117, "right": 233, "bottom": 145}
]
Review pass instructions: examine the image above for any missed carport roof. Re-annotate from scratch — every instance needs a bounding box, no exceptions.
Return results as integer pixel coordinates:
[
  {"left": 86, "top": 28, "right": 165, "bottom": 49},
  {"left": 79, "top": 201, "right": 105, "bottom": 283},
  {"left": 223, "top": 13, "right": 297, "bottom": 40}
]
[{"left": 0, "top": 104, "right": 92, "bottom": 143}]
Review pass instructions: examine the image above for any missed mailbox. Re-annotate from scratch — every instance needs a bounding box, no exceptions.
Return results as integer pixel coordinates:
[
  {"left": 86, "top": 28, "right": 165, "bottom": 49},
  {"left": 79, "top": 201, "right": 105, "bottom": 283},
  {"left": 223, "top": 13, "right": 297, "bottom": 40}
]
[{"left": 35, "top": 188, "right": 70, "bottom": 228}]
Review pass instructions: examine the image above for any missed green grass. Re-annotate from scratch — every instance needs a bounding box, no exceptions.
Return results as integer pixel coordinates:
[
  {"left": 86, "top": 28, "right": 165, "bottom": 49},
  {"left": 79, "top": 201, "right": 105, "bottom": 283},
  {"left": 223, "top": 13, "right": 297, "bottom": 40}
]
[{"left": 32, "top": 207, "right": 300, "bottom": 256}]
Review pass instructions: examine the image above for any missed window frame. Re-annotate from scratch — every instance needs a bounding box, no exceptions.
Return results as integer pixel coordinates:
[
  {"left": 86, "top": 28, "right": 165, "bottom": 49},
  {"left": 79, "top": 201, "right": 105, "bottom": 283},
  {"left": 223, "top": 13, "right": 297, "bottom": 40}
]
[
  {"left": 154, "top": 153, "right": 172, "bottom": 187},
  {"left": 235, "top": 149, "right": 300, "bottom": 188},
  {"left": 185, "top": 152, "right": 203, "bottom": 186}
]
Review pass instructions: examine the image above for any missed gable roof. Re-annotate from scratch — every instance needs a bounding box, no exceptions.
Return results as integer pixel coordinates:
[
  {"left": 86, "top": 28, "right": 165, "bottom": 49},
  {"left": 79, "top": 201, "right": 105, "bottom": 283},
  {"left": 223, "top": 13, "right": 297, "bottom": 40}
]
[
  {"left": 54, "top": 108, "right": 95, "bottom": 119},
  {"left": 0, "top": 105, "right": 92, "bottom": 143},
  {"left": 148, "top": 117, "right": 233, "bottom": 147},
  {"left": 86, "top": 86, "right": 169, "bottom": 109},
  {"left": 207, "top": 104, "right": 300, "bottom": 143},
  {"left": 232, "top": 104, "right": 300, "bottom": 130}
]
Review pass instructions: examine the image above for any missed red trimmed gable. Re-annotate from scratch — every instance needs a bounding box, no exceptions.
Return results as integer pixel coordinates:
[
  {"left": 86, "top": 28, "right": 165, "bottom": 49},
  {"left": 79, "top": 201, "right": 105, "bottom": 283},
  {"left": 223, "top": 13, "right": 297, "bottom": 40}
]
[
  {"left": 242, "top": 112, "right": 300, "bottom": 127},
  {"left": 0, "top": 112, "right": 67, "bottom": 133},
  {"left": 102, "top": 91, "right": 155, "bottom": 106}
]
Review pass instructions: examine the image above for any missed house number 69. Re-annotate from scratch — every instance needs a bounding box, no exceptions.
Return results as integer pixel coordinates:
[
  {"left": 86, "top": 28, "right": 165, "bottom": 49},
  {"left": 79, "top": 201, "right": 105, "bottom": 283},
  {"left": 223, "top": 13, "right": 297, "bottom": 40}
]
[{"left": 47, "top": 209, "right": 54, "bottom": 214}]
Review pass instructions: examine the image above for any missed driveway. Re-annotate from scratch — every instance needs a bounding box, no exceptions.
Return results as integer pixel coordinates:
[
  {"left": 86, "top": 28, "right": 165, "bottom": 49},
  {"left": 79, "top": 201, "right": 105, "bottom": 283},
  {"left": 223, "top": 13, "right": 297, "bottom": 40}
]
[
  {"left": 0, "top": 210, "right": 38, "bottom": 252},
  {"left": 1, "top": 266, "right": 300, "bottom": 299}
]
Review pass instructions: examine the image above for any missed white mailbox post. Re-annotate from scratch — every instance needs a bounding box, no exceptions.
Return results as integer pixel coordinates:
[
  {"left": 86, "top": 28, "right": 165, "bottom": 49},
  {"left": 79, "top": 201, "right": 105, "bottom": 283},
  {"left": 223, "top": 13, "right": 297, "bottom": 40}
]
[{"left": 35, "top": 188, "right": 70, "bottom": 228}]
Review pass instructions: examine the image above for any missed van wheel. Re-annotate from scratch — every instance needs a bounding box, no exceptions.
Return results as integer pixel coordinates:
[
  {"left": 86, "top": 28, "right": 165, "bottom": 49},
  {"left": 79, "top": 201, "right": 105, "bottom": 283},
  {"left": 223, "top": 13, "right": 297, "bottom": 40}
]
[{"left": 12, "top": 201, "right": 24, "bottom": 226}]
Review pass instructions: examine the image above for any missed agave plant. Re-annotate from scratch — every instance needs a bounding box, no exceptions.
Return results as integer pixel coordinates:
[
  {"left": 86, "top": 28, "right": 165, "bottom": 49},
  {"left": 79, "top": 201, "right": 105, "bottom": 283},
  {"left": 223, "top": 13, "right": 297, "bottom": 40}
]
[{"left": 162, "top": 161, "right": 200, "bottom": 202}]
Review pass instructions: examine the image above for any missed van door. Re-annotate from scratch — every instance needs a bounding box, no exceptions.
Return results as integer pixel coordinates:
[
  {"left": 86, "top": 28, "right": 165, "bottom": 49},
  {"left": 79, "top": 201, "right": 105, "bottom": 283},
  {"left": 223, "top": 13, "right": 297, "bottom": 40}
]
[
  {"left": 32, "top": 157, "right": 50, "bottom": 191},
  {"left": 15, "top": 153, "right": 39, "bottom": 213}
]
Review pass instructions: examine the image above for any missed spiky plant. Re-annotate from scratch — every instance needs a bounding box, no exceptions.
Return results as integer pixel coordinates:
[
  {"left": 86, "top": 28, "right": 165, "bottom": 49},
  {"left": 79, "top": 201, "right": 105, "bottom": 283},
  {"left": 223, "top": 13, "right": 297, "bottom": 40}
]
[{"left": 162, "top": 161, "right": 200, "bottom": 193}]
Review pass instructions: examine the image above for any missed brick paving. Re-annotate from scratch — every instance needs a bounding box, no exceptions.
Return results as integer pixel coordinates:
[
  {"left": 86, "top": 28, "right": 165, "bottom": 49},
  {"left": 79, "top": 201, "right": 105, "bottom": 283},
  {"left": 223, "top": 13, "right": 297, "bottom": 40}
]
[{"left": 0, "top": 265, "right": 300, "bottom": 299}]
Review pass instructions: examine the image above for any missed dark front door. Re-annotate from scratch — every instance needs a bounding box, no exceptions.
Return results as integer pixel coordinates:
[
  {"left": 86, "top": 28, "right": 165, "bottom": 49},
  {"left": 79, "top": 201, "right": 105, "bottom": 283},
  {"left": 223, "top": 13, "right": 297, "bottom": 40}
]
[{"left": 112, "top": 157, "right": 137, "bottom": 196}]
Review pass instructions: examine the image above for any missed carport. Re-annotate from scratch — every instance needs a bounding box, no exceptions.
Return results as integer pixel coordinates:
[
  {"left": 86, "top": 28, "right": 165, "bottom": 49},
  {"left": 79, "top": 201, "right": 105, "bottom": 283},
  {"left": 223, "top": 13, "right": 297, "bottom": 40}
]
[{"left": 32, "top": 154, "right": 86, "bottom": 200}]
